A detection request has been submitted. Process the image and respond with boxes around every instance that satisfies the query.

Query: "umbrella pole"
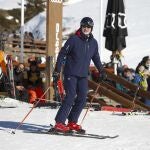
[113,57,118,75]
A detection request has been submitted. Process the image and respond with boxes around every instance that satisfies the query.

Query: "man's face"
[81,26,92,35]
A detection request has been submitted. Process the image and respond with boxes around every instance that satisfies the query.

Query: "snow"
[63,0,84,6]
[1,98,150,150]
[0,0,150,68]
[24,12,46,41]
[1,1,150,148]
[22,0,150,69]
[63,0,150,68]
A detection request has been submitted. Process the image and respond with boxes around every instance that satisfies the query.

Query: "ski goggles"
[81,22,94,28]
[81,25,93,28]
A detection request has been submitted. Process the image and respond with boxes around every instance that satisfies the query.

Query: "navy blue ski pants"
[55,75,88,124]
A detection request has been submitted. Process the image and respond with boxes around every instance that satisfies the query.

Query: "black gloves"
[99,70,107,82]
[52,71,60,82]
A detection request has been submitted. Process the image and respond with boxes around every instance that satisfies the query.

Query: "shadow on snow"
[0,121,49,133]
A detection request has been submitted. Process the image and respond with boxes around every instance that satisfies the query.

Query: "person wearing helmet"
[52,17,106,133]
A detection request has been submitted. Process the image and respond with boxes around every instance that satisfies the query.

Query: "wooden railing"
[5,38,46,55]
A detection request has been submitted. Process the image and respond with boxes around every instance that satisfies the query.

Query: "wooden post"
[46,0,63,99]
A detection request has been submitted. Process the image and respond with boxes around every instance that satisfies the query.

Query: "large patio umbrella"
[103,0,128,53]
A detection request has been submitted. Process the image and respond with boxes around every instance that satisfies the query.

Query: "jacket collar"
[75,28,93,41]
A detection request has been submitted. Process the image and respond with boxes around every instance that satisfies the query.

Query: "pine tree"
[25,0,45,22]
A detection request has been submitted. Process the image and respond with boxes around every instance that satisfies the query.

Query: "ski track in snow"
[1,0,150,149]
[1,99,150,150]
[1,0,150,69]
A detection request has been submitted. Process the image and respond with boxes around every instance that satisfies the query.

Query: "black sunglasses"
[81,25,92,28]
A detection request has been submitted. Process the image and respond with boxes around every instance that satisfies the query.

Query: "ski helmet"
[80,17,94,28]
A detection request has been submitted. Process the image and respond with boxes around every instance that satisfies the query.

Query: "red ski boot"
[54,123,70,133]
[67,122,85,134]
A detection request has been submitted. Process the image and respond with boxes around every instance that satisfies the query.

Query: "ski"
[25,128,119,140]
[6,55,16,99]
[121,111,150,116]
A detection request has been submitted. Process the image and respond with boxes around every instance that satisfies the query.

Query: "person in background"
[13,63,28,101]
[134,65,149,91]
[34,30,41,40]
[139,56,150,90]
[24,61,45,104]
[135,57,150,105]
[116,68,135,95]
[28,32,34,42]
[0,50,8,92]
[12,30,19,48]
[52,17,106,133]
[136,56,150,91]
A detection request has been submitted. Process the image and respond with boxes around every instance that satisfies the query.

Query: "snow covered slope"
[0,0,150,68]
[0,98,150,150]
[23,0,150,69]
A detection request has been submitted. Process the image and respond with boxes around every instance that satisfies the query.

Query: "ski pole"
[131,85,140,110]
[11,86,50,134]
[80,84,100,125]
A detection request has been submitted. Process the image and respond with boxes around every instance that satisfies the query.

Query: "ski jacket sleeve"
[92,42,104,73]
[55,37,74,73]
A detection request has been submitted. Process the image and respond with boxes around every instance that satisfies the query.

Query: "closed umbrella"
[103,0,128,60]
[103,0,128,74]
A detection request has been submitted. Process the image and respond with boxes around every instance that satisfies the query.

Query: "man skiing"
[53,17,106,133]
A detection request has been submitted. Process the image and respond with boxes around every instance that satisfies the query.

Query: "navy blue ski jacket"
[56,29,104,77]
